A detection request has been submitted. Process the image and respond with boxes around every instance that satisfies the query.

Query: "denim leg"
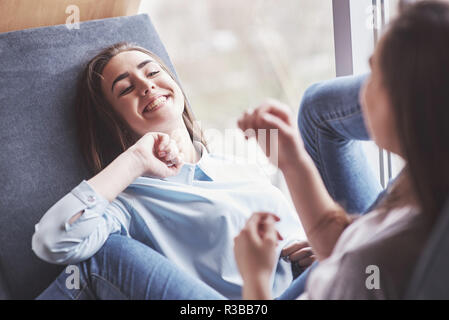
[298,74,383,214]
[36,234,226,300]
[275,261,319,300]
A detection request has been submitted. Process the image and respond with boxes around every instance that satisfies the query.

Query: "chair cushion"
[0,14,177,299]
[406,196,449,299]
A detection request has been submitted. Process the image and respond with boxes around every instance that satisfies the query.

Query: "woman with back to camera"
[235,0,449,299]
[32,43,314,299]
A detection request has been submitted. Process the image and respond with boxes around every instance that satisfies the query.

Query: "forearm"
[87,147,143,202]
[242,275,272,300]
[280,150,351,260]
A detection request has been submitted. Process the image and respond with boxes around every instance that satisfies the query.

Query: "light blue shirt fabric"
[32,141,305,299]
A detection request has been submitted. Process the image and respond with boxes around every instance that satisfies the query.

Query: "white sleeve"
[31,180,131,265]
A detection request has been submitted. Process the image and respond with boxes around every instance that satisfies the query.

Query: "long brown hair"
[376,0,449,219]
[75,42,207,175]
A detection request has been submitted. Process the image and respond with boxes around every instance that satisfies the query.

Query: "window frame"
[332,0,397,188]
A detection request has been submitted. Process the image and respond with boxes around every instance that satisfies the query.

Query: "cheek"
[114,99,137,121]
[362,81,396,149]
[166,80,185,114]
[361,80,376,135]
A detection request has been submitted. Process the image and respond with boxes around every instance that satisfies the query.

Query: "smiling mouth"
[143,95,168,113]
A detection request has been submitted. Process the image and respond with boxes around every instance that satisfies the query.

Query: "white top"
[32,141,306,299]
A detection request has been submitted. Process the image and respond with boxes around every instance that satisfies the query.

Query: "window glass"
[139,0,335,163]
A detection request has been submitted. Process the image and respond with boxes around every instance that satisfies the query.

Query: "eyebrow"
[111,59,153,93]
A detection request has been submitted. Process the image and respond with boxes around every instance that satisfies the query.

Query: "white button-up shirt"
[32,141,305,299]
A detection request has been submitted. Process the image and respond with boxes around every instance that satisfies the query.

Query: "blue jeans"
[37,74,385,300]
[37,233,226,300]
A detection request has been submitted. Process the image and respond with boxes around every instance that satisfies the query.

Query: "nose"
[138,77,156,97]
[141,83,155,97]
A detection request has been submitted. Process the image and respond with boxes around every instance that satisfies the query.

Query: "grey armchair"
[0,14,177,299]
[405,196,449,299]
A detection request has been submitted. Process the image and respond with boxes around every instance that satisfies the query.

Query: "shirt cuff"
[65,180,110,231]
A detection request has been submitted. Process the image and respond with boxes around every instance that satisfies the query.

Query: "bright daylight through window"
[139,0,335,186]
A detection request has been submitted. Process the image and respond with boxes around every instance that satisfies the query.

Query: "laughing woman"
[32,43,313,300]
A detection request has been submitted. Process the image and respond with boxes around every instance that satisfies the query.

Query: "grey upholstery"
[406,196,449,299]
[0,14,177,299]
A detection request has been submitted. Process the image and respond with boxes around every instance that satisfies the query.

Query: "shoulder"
[324,208,432,299]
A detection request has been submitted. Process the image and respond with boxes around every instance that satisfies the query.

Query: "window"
[139,0,403,194]
[139,0,335,181]
[333,0,404,189]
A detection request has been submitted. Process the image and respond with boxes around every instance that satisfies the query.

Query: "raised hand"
[237,99,306,170]
[130,132,184,178]
[234,212,283,284]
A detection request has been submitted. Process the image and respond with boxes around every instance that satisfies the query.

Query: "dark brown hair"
[376,0,449,219]
[75,42,207,175]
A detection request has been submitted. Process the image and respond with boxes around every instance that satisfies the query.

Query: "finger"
[256,214,281,241]
[159,139,176,154]
[172,153,184,166]
[163,151,176,162]
[257,100,292,125]
[245,212,274,242]
[239,110,257,139]
[281,240,309,257]
[261,218,279,247]
[257,214,278,238]
[161,161,183,176]
[258,213,284,240]
[258,112,292,133]
[289,247,314,262]
[163,140,180,160]
[277,231,284,241]
[250,212,280,227]
[297,255,316,268]
[155,133,170,151]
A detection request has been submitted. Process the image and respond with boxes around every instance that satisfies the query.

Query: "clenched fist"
[129,132,184,178]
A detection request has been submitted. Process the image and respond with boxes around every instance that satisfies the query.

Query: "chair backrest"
[406,196,449,299]
[0,14,177,299]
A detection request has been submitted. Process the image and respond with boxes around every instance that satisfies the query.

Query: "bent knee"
[298,80,333,133]
[298,74,368,131]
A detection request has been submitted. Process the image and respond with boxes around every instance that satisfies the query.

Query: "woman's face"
[101,50,185,137]
[360,40,402,156]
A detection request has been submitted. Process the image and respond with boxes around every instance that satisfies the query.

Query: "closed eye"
[119,71,161,97]
[147,71,160,77]
[120,86,133,96]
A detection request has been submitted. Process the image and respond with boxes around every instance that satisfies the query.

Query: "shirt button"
[87,195,96,203]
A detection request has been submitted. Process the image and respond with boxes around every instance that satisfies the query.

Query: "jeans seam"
[312,103,361,199]
[73,282,89,300]
[91,273,130,300]
[318,105,362,133]
[315,125,335,198]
